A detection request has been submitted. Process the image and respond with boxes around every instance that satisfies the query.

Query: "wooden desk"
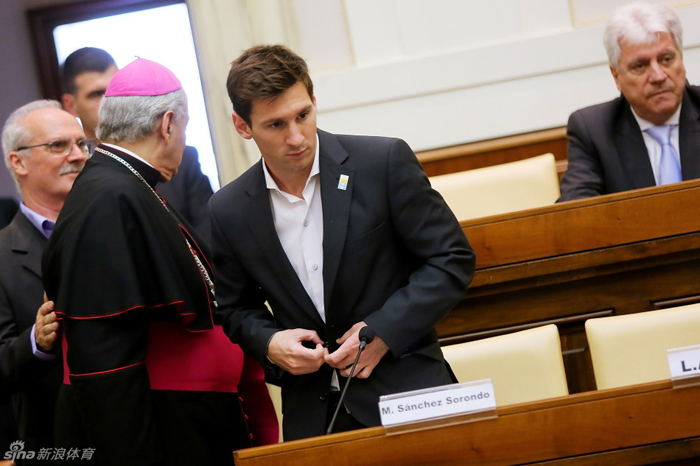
[235,381,700,466]
[439,180,700,393]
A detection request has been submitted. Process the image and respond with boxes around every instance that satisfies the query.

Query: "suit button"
[320,392,328,401]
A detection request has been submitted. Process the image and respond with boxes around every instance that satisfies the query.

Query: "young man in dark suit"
[209,44,476,440]
[559,2,700,202]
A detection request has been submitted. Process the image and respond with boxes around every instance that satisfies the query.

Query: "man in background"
[558,2,700,201]
[0,100,87,462]
[61,47,214,237]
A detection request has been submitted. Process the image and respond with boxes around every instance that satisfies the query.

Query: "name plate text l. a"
[667,344,700,384]
[379,379,496,427]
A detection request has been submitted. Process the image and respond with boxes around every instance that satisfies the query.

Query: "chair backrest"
[586,303,700,390]
[429,153,560,221]
[441,324,568,406]
[266,383,284,442]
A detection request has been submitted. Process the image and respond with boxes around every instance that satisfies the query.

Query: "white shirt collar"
[19,203,53,237]
[631,103,682,131]
[101,143,154,168]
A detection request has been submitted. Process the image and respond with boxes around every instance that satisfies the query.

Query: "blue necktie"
[42,219,55,238]
[646,125,682,185]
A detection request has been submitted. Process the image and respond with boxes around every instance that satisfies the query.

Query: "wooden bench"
[439,179,700,394]
[417,127,568,177]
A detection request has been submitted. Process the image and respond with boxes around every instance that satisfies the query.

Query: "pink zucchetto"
[104,58,182,97]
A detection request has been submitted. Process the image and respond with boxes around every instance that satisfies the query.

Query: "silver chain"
[95,147,218,307]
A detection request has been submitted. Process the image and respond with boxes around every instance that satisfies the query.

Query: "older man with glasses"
[0,100,89,462]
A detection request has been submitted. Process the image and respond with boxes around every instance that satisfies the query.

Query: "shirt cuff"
[30,324,59,361]
[265,331,278,365]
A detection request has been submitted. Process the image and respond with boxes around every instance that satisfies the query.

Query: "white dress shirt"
[262,135,325,321]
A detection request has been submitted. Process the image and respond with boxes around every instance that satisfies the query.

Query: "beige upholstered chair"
[586,303,700,390]
[441,324,569,406]
[429,153,560,222]
[266,383,284,442]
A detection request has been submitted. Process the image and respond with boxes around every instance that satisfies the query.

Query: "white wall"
[5,0,700,190]
[291,0,700,152]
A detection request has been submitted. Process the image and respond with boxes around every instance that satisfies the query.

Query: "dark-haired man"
[61,47,117,142]
[209,44,476,440]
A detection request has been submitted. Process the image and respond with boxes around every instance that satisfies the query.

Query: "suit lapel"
[242,162,324,327]
[11,212,46,280]
[318,130,354,313]
[679,87,700,180]
[615,101,656,189]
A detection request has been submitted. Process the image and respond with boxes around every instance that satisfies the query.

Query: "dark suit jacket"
[157,146,214,240]
[0,198,18,230]
[0,211,61,451]
[209,129,476,440]
[558,84,700,201]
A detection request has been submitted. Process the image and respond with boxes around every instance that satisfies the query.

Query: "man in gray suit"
[209,44,475,440]
[0,100,88,459]
[558,2,700,202]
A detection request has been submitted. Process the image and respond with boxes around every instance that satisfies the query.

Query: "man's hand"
[267,328,326,375]
[35,298,59,353]
[324,322,389,379]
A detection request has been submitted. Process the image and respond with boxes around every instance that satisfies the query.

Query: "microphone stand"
[326,327,375,435]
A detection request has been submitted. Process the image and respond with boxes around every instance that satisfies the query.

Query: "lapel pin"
[338,174,349,190]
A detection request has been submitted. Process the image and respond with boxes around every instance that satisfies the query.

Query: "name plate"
[667,344,700,380]
[379,379,496,427]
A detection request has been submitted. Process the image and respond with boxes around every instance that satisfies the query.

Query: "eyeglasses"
[16,139,97,156]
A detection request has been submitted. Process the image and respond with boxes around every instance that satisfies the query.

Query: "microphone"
[326,326,375,435]
[358,325,375,349]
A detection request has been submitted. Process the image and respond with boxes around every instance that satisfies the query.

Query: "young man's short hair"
[226,44,313,125]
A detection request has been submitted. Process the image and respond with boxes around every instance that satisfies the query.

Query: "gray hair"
[604,2,683,70]
[96,88,187,143]
[2,100,63,193]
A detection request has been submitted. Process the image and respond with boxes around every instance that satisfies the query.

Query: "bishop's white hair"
[97,88,187,143]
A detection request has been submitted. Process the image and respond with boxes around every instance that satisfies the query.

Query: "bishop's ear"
[160,111,176,139]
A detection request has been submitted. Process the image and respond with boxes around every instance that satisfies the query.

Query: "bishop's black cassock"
[42,145,256,466]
